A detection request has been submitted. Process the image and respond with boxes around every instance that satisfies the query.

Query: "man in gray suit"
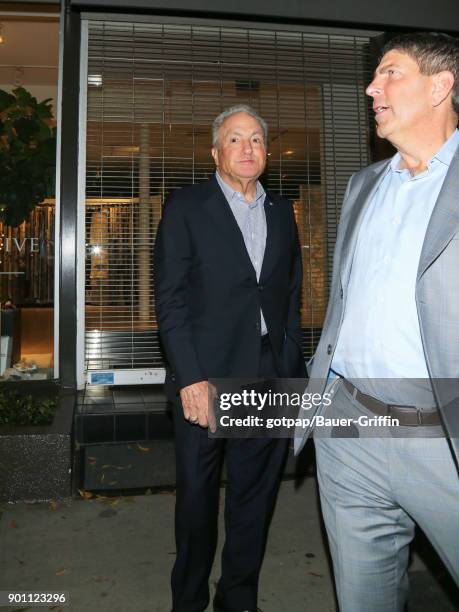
[295,32,459,611]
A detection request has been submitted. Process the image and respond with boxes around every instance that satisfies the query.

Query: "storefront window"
[0,13,59,380]
[82,20,372,380]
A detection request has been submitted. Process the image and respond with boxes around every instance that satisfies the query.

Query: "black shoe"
[214,608,262,612]
[213,598,262,612]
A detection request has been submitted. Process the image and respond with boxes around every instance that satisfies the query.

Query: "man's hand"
[180,381,217,431]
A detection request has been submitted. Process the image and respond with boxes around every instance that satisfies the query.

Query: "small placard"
[90,372,114,385]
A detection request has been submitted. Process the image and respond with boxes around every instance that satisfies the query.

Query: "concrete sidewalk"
[0,477,458,612]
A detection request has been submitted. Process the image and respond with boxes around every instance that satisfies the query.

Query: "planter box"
[0,383,74,501]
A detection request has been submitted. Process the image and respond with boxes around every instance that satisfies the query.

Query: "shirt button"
[392,216,401,225]
[383,255,390,263]
[327,344,332,355]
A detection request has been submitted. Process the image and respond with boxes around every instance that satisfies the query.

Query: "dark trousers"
[171,337,288,612]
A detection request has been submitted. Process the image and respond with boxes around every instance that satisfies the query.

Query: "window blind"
[84,18,374,377]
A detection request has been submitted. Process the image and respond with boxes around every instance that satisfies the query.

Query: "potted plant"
[0,86,56,226]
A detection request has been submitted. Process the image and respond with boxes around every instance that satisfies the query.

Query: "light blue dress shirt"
[215,171,268,335]
[331,129,459,405]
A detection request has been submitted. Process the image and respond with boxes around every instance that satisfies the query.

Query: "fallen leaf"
[121,496,135,503]
[137,443,150,452]
[49,501,58,511]
[100,463,132,471]
[110,497,120,506]
[56,567,69,576]
[78,489,93,500]
[10,519,18,528]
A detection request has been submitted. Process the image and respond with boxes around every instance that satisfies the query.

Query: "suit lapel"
[201,176,257,279]
[340,160,391,286]
[417,147,459,280]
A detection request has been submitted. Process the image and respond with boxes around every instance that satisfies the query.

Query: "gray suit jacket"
[294,143,459,467]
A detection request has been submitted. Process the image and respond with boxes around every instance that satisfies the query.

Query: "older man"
[155,105,306,612]
[295,32,459,611]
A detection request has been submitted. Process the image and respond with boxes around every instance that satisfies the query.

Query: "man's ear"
[432,70,455,107]
[211,147,219,167]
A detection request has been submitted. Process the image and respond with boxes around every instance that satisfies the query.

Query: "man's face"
[366,49,435,145]
[211,112,267,186]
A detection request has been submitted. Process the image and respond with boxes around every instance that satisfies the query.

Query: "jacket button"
[258,285,264,291]
[327,344,332,355]
[255,321,261,331]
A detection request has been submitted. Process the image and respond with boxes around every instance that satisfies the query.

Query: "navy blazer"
[154,175,307,399]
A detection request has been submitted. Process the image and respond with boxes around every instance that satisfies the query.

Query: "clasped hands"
[179,380,217,433]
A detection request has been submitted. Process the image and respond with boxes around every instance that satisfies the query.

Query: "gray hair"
[212,104,268,147]
[381,32,459,115]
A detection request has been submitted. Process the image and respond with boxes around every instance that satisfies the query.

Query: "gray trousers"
[314,379,459,612]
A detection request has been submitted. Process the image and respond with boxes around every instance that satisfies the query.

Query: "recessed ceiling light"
[284,150,294,155]
[0,24,5,46]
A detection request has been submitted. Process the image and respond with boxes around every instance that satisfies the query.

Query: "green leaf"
[0,90,15,112]
[14,117,38,142]
[13,86,36,107]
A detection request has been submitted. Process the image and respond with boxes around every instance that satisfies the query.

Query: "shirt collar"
[215,171,265,206]
[389,128,459,174]
[433,128,459,166]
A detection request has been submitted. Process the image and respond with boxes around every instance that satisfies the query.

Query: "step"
[75,385,173,445]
